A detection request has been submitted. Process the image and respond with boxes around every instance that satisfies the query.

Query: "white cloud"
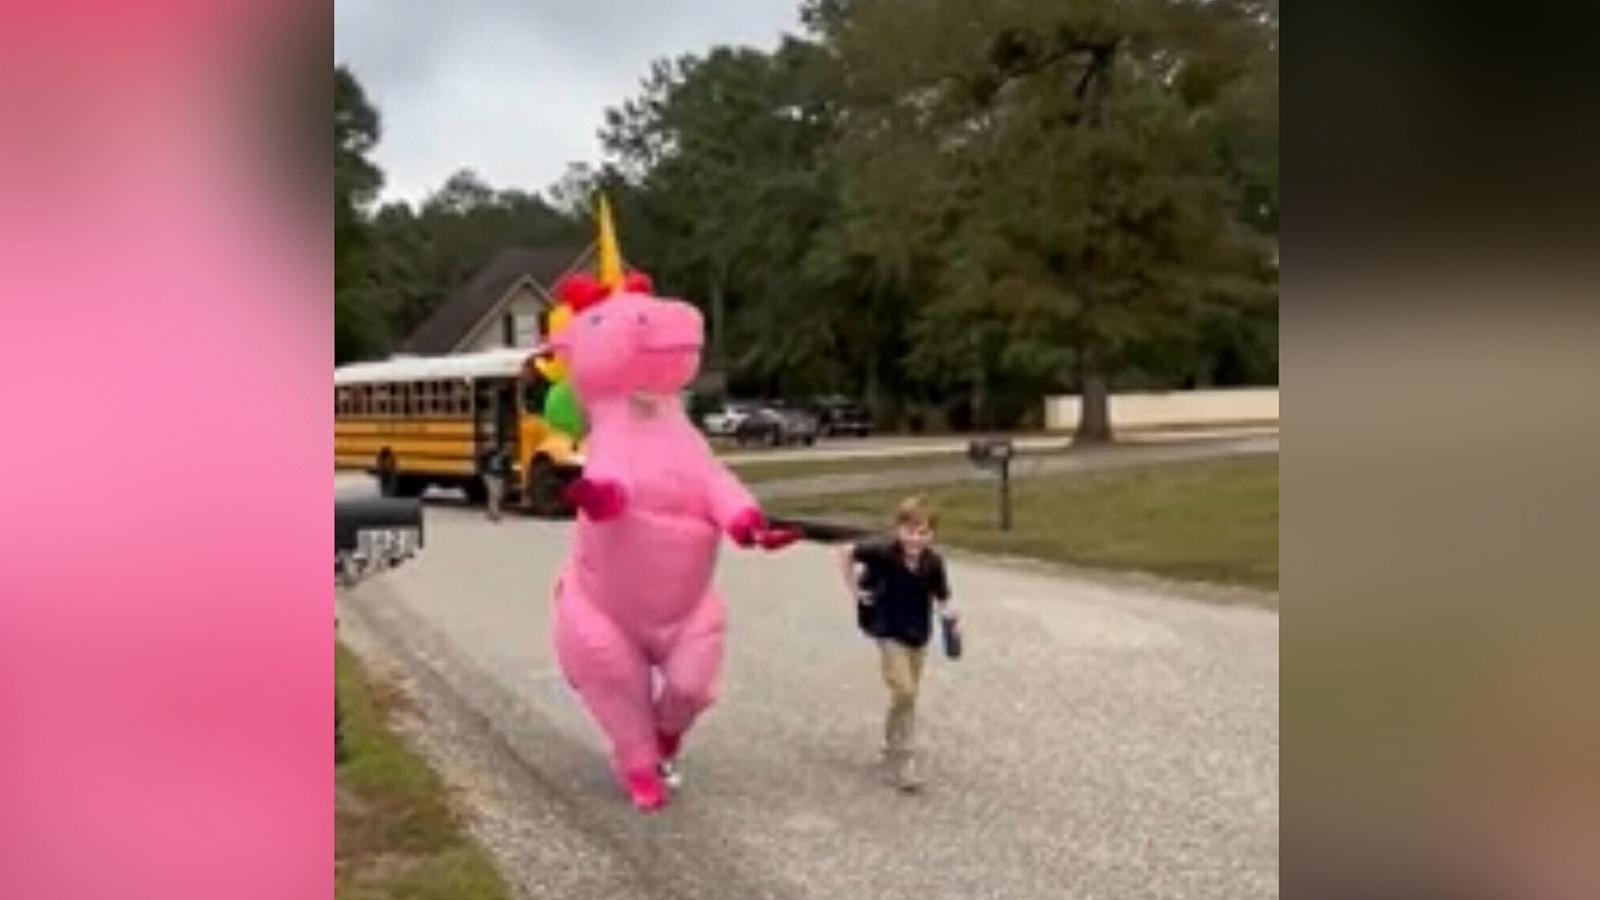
[335,0,804,203]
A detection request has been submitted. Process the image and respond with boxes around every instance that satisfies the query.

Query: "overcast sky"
[335,0,804,204]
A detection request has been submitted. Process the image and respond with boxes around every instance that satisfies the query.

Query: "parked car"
[775,406,820,445]
[733,405,818,447]
[811,395,873,437]
[701,400,757,436]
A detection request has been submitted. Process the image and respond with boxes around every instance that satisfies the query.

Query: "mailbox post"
[335,496,424,762]
[966,438,1015,531]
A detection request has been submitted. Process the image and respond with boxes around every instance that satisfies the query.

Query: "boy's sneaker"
[884,751,924,792]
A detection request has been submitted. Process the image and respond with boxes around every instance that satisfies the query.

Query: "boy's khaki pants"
[879,639,926,760]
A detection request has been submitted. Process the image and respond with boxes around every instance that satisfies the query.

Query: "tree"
[598,39,853,396]
[819,0,1276,440]
[335,65,388,363]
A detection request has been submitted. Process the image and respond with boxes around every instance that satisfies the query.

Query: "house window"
[502,313,516,347]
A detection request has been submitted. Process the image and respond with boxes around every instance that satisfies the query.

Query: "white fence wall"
[1043,388,1279,431]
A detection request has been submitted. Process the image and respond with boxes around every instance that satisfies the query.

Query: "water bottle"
[940,614,962,659]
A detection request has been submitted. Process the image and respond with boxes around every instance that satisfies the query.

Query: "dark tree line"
[336,0,1277,439]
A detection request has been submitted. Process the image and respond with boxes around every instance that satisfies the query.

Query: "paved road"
[719,424,1277,466]
[337,496,1278,900]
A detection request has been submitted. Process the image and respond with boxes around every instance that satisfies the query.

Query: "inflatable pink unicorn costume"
[547,272,797,812]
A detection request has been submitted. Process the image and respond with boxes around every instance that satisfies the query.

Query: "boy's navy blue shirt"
[852,538,950,648]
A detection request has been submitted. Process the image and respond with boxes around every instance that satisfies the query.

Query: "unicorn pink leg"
[653,592,726,761]
[554,580,666,811]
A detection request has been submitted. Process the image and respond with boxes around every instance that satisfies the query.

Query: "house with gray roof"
[401,246,589,354]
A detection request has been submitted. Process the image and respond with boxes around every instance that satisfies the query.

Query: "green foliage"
[333,63,587,364]
[335,65,385,363]
[334,2,1278,428]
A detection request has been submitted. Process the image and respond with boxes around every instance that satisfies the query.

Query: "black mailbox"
[965,438,1015,530]
[967,438,1015,468]
[335,496,425,762]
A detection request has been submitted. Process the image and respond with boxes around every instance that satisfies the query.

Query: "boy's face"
[896,522,934,555]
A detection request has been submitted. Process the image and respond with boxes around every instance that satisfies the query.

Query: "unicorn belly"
[570,509,720,626]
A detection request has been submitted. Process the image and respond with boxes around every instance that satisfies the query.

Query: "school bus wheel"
[525,455,566,518]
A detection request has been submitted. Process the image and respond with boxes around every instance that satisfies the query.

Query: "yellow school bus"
[334,348,582,515]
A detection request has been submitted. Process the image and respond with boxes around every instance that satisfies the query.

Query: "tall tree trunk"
[1071,45,1116,445]
[1074,343,1113,444]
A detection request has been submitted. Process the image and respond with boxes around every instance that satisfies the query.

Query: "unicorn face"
[549,275,704,401]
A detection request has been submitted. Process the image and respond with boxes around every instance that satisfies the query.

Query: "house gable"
[401,246,587,355]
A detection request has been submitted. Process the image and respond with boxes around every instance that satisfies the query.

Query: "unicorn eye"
[587,312,605,326]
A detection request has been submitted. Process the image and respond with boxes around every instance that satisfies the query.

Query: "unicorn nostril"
[635,313,648,326]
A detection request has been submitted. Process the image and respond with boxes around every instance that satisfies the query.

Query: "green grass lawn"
[728,451,968,484]
[772,455,1278,591]
[336,644,511,900]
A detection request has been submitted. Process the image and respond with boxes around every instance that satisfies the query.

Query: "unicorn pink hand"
[564,477,627,521]
[756,526,800,551]
[726,507,765,547]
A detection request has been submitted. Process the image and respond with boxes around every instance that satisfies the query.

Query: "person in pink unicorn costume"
[546,270,799,812]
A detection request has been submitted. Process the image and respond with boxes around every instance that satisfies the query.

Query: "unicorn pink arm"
[702,458,796,548]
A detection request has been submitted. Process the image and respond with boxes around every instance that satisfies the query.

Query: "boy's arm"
[837,543,866,602]
[933,556,956,619]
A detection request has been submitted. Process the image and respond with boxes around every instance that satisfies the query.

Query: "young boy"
[837,497,958,791]
[479,444,509,523]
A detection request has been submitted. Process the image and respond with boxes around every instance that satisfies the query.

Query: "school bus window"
[454,381,470,415]
[357,385,372,416]
[377,384,392,417]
